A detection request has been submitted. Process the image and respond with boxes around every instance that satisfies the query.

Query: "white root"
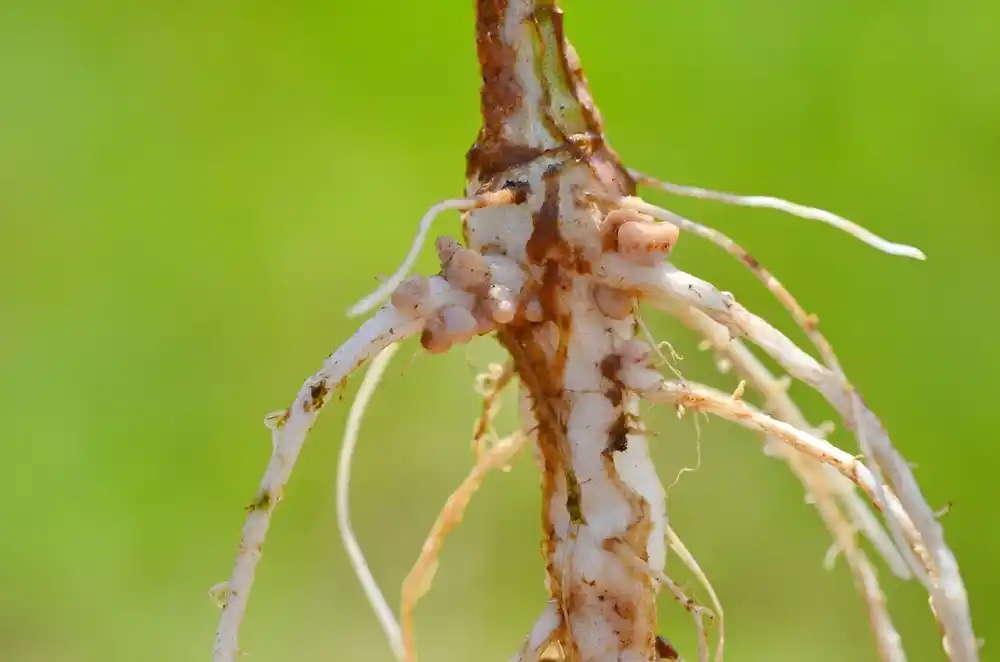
[605,262,901,492]
[649,379,923,662]
[626,184,925,612]
[666,302,905,662]
[616,192,899,580]
[640,380,894,508]
[348,190,527,318]
[619,192,915,579]
[644,382,915,661]
[666,526,725,662]
[401,430,529,662]
[336,344,405,661]
[627,171,926,260]
[212,307,420,662]
[348,199,479,318]
[626,191,923,659]
[599,253,976,661]
[213,276,476,662]
[619,194,896,382]
[609,539,714,662]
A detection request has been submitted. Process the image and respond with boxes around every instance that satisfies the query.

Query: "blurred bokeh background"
[2,0,998,660]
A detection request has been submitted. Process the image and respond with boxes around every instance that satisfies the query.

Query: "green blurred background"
[2,0,997,660]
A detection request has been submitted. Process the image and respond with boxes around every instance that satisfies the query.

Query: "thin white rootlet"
[628,171,927,261]
[336,344,405,661]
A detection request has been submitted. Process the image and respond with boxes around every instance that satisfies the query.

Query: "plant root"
[401,430,529,662]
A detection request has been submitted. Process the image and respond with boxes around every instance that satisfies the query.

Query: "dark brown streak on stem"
[496,325,575,656]
[469,0,537,181]
[468,0,635,195]
[522,165,585,527]
[474,0,521,141]
[526,167,563,264]
[599,353,655,590]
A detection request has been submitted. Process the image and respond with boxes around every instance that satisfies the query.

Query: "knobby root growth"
[348,187,527,319]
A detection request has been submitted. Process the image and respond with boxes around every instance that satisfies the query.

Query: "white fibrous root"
[666,525,725,662]
[597,253,976,662]
[633,187,913,656]
[336,344,405,661]
[212,225,525,662]
[627,171,926,260]
[668,302,904,662]
[212,302,426,662]
[636,379,902,518]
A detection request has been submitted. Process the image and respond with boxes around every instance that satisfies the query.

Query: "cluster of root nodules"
[211,175,976,662]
